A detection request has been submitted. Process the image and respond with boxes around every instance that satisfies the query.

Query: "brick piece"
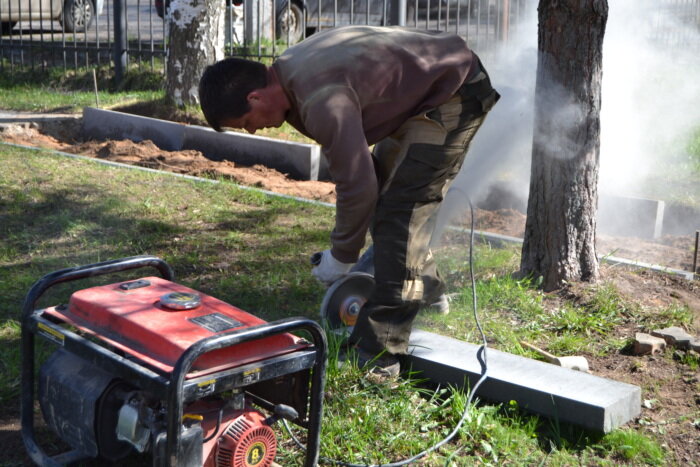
[651,326,693,349]
[634,333,667,355]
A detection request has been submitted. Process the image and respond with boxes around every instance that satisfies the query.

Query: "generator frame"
[20,255,327,467]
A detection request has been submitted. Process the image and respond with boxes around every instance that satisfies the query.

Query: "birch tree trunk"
[165,0,225,107]
[519,0,608,291]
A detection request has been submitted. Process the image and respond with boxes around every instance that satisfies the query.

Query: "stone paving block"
[598,194,665,239]
[634,332,667,355]
[182,124,326,181]
[444,226,695,280]
[406,329,641,433]
[82,107,185,151]
[81,107,330,181]
[651,326,693,349]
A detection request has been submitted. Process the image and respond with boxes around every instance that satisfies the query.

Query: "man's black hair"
[198,58,268,132]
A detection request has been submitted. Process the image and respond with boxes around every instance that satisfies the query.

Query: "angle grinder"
[311,246,376,329]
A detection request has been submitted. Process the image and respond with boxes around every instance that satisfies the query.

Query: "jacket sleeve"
[300,86,378,263]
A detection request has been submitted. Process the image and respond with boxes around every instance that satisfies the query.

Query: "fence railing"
[1,0,699,82]
[0,0,535,79]
[0,0,167,74]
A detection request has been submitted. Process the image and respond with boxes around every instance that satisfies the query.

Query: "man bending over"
[198,25,499,379]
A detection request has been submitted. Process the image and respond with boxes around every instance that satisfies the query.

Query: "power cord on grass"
[284,193,490,466]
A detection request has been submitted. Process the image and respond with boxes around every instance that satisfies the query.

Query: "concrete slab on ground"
[445,226,695,280]
[0,110,81,141]
[82,107,185,151]
[181,124,324,181]
[595,194,664,239]
[406,329,641,433]
[81,107,328,181]
[0,110,78,123]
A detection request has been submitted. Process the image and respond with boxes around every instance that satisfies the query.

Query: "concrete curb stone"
[81,107,328,181]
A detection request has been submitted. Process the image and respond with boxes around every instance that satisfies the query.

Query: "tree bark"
[165,0,225,107]
[519,0,608,291]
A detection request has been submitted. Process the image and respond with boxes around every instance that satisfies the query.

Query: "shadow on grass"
[535,415,605,455]
[1,178,326,317]
[1,182,181,313]
[0,163,330,465]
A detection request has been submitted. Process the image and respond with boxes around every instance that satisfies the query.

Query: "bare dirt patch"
[590,347,700,465]
[2,126,337,204]
[2,119,700,464]
[457,208,698,272]
[4,124,697,272]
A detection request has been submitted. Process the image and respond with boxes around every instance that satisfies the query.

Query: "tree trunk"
[165,0,225,107]
[519,0,608,291]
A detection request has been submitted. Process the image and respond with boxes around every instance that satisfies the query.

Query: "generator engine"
[38,349,279,466]
[22,256,326,467]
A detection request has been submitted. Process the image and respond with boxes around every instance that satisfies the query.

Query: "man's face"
[221,90,286,134]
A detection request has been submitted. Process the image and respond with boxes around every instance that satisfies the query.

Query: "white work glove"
[311,250,354,286]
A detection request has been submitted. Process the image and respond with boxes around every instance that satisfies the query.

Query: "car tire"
[405,4,416,25]
[155,0,169,19]
[1,21,17,35]
[276,2,304,44]
[60,0,95,33]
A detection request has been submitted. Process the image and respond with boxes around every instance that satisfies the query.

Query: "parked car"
[267,0,475,41]
[304,0,498,36]
[153,0,496,45]
[276,0,304,42]
[155,0,305,43]
[0,0,104,34]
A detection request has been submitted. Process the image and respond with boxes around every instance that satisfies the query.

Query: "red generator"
[21,256,326,467]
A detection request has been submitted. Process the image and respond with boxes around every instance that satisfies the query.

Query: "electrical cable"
[201,408,224,443]
[284,194,490,466]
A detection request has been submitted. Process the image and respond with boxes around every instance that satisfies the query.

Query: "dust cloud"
[600,1,700,194]
[434,0,700,245]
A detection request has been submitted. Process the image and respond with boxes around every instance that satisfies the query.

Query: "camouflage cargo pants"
[349,59,499,355]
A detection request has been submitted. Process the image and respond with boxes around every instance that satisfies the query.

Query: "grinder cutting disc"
[319,272,375,329]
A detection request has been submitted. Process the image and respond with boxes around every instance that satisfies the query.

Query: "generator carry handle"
[21,255,174,320]
[21,255,174,467]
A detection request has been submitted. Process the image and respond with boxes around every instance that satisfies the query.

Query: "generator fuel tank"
[43,276,307,377]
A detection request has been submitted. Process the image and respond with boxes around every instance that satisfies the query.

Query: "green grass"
[0,64,314,143]
[595,429,666,465]
[2,143,683,465]
[0,65,164,113]
[638,124,700,206]
[417,238,698,359]
[0,145,331,406]
[3,45,699,466]
[688,126,700,173]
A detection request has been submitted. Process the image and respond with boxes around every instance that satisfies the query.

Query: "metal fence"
[1,0,699,81]
[0,0,166,74]
[0,0,534,79]
[647,0,700,48]
[232,0,534,59]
